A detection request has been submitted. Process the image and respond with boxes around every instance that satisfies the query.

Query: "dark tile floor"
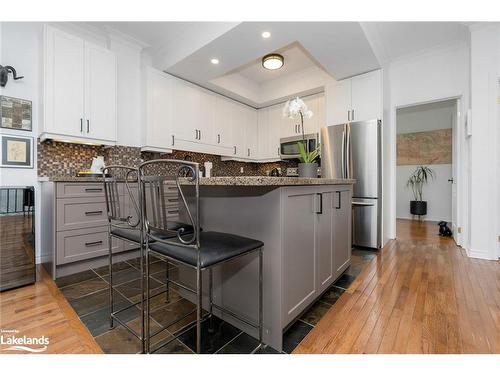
[57,248,376,354]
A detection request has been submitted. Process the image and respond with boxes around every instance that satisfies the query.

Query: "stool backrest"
[138,159,200,249]
[102,165,140,228]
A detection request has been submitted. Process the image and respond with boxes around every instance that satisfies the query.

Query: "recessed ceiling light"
[262,53,284,70]
[210,58,219,65]
[261,31,271,39]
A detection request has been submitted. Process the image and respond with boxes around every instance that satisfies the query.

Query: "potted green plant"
[406,166,435,216]
[283,97,320,178]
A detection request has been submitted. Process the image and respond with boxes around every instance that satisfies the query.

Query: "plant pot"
[298,163,318,178]
[410,201,427,216]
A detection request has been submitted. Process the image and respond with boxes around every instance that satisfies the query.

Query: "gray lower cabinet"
[283,187,318,326]
[282,185,352,326]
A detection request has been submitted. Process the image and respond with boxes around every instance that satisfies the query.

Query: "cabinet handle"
[85,240,103,247]
[199,129,202,140]
[335,191,341,209]
[87,119,90,133]
[80,118,83,132]
[195,130,198,140]
[316,193,323,214]
[171,135,175,146]
[234,146,237,155]
[352,109,354,121]
[247,148,250,157]
[347,110,350,121]
[217,134,221,144]
[85,210,103,216]
[84,188,103,192]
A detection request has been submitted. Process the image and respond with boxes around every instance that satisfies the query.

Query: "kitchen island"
[177,176,354,351]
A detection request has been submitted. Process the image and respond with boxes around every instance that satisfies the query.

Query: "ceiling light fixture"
[262,53,284,70]
[210,58,219,65]
[261,31,271,39]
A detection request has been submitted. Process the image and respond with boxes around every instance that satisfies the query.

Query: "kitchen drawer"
[57,198,109,231]
[56,227,123,265]
[56,182,123,198]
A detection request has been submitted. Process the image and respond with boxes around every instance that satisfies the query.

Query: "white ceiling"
[96,21,470,107]
[228,42,318,84]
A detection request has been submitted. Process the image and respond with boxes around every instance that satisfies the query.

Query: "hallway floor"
[294,219,500,353]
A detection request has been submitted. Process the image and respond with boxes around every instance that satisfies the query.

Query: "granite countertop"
[41,175,355,186]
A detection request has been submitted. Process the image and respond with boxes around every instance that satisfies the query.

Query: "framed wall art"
[0,134,34,169]
[0,95,32,131]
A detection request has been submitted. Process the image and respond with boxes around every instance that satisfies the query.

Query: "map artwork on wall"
[397,128,452,166]
[0,95,32,131]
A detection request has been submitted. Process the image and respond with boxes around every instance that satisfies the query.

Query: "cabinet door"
[172,79,200,142]
[351,70,382,122]
[244,107,258,158]
[85,42,117,142]
[333,188,352,276]
[44,26,85,137]
[268,104,288,141]
[146,69,173,149]
[257,108,269,159]
[214,96,234,149]
[326,79,351,125]
[197,90,215,144]
[282,188,318,325]
[302,95,319,135]
[316,191,334,294]
[231,103,248,158]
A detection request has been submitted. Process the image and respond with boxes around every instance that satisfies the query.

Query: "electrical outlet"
[240,167,244,174]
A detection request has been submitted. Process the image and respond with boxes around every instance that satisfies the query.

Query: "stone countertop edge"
[41,176,355,186]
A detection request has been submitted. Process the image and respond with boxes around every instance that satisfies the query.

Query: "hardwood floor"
[0,265,102,354]
[294,219,500,354]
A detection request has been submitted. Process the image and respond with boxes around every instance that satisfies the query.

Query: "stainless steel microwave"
[279,133,319,160]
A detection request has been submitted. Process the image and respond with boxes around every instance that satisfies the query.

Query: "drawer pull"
[168,209,179,214]
[84,188,103,192]
[85,240,103,247]
[167,198,179,202]
[85,210,103,216]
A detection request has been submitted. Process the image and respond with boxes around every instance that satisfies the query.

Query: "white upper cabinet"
[42,26,117,144]
[326,79,351,125]
[350,70,382,123]
[143,67,173,152]
[84,43,117,142]
[325,70,382,125]
[244,107,258,158]
[44,26,85,138]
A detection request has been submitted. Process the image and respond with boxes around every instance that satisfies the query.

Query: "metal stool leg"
[108,232,114,329]
[145,246,151,353]
[196,266,202,353]
[139,240,145,353]
[165,260,170,303]
[208,268,214,333]
[258,248,263,345]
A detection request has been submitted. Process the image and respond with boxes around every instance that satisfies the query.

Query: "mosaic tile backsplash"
[37,140,296,178]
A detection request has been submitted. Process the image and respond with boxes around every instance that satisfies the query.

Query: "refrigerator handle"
[345,123,351,179]
[341,125,346,179]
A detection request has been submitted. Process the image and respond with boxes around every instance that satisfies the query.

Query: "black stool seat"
[148,231,263,268]
[111,221,194,244]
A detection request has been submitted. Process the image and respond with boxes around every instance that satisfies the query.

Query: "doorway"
[395,99,458,241]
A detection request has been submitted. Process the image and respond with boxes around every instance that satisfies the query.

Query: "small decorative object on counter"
[204,161,213,177]
[90,156,106,174]
[283,97,320,177]
[406,165,434,217]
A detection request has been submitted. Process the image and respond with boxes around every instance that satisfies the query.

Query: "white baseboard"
[467,248,496,260]
[396,216,451,223]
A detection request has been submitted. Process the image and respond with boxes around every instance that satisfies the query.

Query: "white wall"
[0,22,145,262]
[385,42,470,248]
[396,100,455,222]
[469,24,499,260]
[0,22,44,259]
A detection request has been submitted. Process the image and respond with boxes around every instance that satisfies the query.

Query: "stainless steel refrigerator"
[321,119,381,249]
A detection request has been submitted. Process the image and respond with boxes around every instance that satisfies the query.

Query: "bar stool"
[138,159,264,354]
[102,165,194,353]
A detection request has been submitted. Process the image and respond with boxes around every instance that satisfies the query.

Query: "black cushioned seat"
[148,231,263,268]
[111,221,194,244]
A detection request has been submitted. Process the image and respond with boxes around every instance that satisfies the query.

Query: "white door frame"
[391,96,467,247]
